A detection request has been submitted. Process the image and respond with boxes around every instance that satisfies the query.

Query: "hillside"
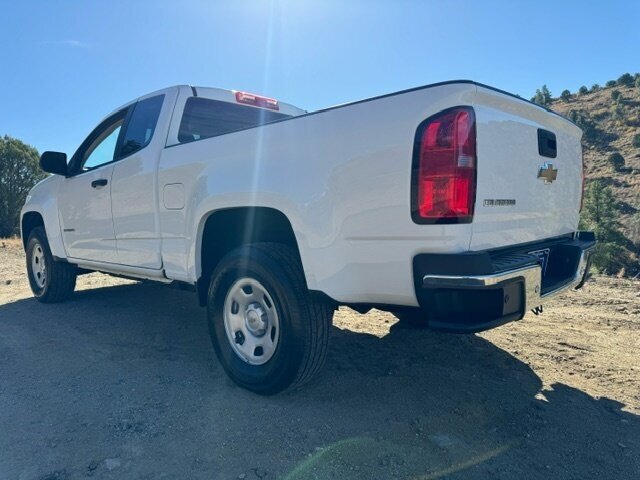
[545,78,640,274]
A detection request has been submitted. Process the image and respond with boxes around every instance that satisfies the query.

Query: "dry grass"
[0,237,23,250]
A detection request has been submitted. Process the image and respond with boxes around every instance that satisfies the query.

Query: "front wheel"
[207,243,333,395]
[26,227,77,303]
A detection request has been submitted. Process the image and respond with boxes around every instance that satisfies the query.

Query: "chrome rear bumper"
[422,247,592,312]
[412,232,596,332]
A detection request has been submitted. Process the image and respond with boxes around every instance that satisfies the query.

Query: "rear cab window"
[178,97,291,144]
[120,94,164,157]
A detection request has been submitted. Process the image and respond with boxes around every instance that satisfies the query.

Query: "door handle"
[91,179,108,188]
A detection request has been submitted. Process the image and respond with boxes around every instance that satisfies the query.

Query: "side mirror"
[40,151,68,176]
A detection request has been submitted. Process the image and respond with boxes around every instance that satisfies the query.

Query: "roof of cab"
[109,85,306,118]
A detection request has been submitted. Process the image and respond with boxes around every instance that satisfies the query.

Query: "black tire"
[26,227,77,303]
[391,309,429,328]
[207,243,333,395]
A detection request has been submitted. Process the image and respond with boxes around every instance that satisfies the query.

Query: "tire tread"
[27,227,76,303]
[250,243,332,390]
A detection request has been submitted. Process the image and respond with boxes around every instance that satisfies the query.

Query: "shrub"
[630,212,640,248]
[567,109,598,143]
[579,180,625,273]
[633,133,640,148]
[567,109,583,126]
[578,85,589,95]
[0,135,45,236]
[560,89,572,102]
[605,80,617,88]
[636,75,640,89]
[611,103,625,121]
[591,83,601,92]
[617,73,634,87]
[531,85,552,106]
[611,89,621,102]
[629,215,640,249]
[608,152,625,171]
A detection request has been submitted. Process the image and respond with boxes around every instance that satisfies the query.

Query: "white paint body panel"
[22,82,583,308]
[58,165,118,263]
[470,87,583,250]
[20,175,66,258]
[110,87,180,269]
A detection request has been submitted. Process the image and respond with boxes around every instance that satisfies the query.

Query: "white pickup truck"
[21,81,595,394]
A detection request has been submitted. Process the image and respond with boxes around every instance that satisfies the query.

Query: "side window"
[119,95,164,157]
[82,120,124,170]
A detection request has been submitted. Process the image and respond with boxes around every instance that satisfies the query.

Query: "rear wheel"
[207,243,333,395]
[26,227,77,303]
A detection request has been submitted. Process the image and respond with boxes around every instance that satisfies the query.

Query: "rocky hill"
[544,75,640,274]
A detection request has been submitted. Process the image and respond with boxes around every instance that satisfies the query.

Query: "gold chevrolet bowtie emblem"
[537,162,558,184]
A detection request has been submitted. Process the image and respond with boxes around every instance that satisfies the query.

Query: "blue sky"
[1,0,639,156]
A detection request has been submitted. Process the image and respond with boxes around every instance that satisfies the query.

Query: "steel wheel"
[31,242,47,289]
[208,243,333,394]
[223,277,280,365]
[25,227,77,303]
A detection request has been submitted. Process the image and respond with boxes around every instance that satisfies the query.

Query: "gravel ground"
[0,238,638,480]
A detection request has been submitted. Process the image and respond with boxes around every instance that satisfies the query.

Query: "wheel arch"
[21,211,45,249]
[195,206,306,306]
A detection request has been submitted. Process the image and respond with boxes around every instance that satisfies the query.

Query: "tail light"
[411,107,477,224]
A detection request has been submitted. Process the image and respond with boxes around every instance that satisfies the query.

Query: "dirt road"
[0,238,638,479]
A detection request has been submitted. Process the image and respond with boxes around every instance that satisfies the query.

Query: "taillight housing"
[411,107,477,224]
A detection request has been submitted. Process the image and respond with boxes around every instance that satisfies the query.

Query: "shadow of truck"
[0,282,637,479]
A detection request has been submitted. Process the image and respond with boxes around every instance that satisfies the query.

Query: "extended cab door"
[58,109,128,263]
[109,88,177,269]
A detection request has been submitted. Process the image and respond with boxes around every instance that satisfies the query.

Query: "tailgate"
[470,86,583,251]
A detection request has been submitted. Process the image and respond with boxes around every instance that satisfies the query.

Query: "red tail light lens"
[412,107,477,224]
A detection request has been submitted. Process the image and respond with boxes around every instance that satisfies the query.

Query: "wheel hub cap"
[245,302,268,337]
[31,242,47,289]
[223,278,280,365]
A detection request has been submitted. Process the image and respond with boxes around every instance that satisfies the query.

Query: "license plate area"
[528,248,550,276]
